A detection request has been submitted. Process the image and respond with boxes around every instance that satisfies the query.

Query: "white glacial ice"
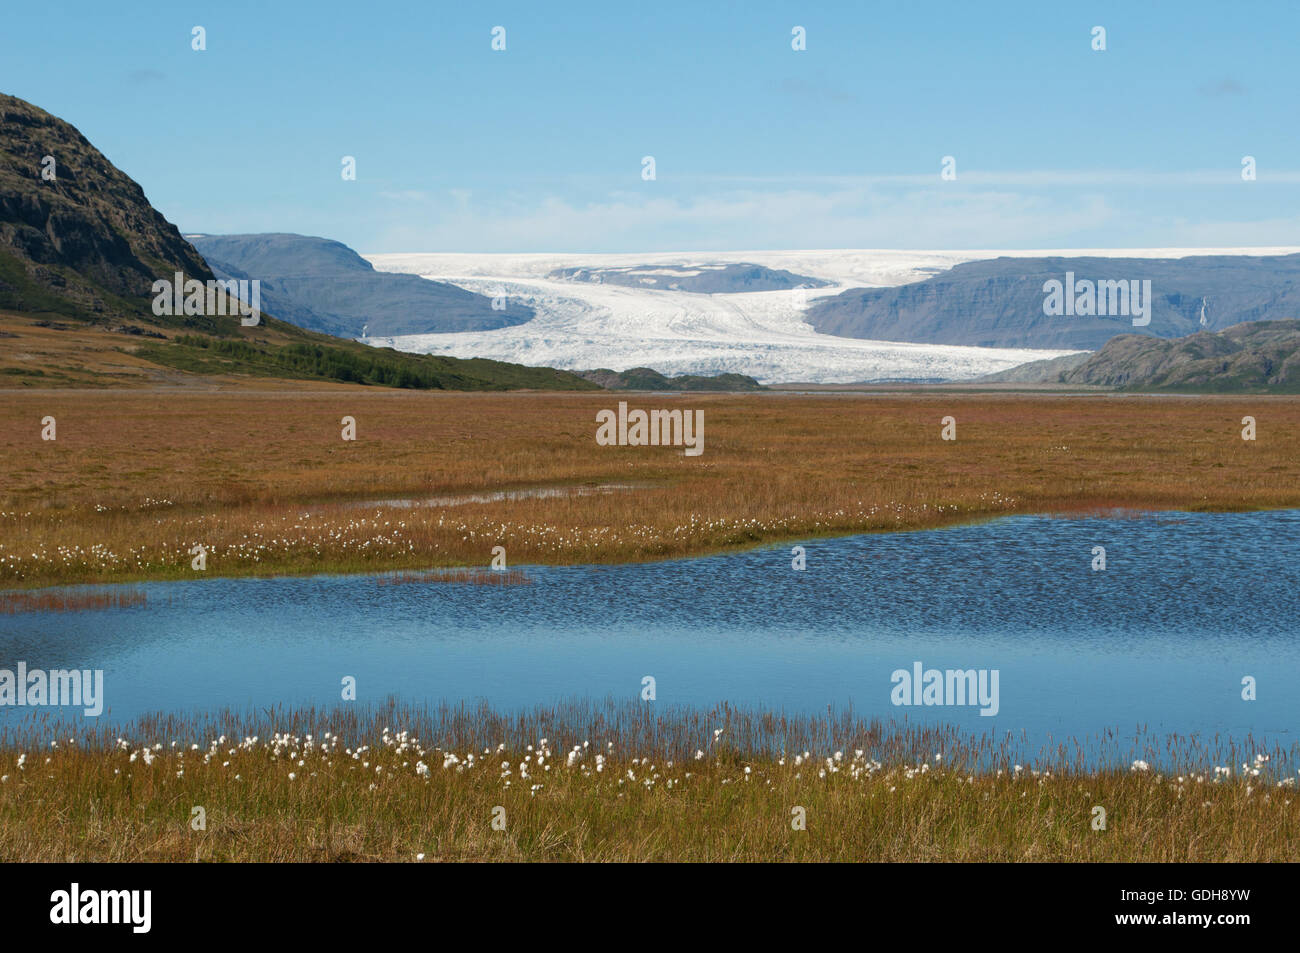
[361,248,1297,384]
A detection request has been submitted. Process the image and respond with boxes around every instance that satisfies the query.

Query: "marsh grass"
[3,391,1300,587]
[0,587,146,613]
[0,700,1296,862]
[374,569,531,586]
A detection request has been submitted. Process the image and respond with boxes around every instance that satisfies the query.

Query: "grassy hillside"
[135,333,601,391]
[0,92,596,391]
[0,306,600,391]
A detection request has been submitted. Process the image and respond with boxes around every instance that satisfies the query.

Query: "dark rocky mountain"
[0,92,214,323]
[984,320,1300,392]
[806,254,1300,350]
[190,233,534,337]
[1060,320,1300,392]
[551,262,831,293]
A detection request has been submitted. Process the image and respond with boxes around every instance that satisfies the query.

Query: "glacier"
[360,248,1298,384]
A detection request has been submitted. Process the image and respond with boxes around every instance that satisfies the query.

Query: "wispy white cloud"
[364,184,1125,252]
[683,169,1300,187]
[188,172,1300,253]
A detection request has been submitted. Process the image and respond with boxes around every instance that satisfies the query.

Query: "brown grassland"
[1,702,1295,862]
[0,387,1298,587]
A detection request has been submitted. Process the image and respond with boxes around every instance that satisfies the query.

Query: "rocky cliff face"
[1059,319,1300,392]
[807,255,1300,350]
[0,92,213,321]
[190,233,535,337]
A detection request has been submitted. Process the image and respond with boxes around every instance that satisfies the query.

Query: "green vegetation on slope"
[135,334,602,391]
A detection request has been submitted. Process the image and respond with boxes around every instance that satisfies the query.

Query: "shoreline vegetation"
[5,389,1298,862]
[3,391,1300,589]
[0,701,1295,862]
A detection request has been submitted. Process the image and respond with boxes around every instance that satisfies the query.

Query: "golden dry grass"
[2,389,1298,586]
[1,702,1294,862]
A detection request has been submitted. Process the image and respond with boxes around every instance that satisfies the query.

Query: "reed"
[0,700,1294,862]
[374,569,531,586]
[0,587,147,613]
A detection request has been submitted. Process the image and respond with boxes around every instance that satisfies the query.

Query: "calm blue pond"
[2,510,1297,759]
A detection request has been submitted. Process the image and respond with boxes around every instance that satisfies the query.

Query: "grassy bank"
[0,702,1294,862]
[3,390,1300,587]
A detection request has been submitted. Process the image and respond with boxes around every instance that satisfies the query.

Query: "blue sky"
[3,0,1297,252]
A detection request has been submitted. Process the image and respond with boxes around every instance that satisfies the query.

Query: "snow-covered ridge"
[361,248,1300,384]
